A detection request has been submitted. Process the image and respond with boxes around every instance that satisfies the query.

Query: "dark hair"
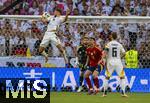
[82,36,89,40]
[55,8,62,14]
[111,32,118,39]
[74,8,79,11]
[90,37,95,41]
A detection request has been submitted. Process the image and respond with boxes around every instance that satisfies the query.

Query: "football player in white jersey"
[39,8,70,67]
[103,32,128,97]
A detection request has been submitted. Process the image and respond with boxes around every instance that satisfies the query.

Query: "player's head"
[88,37,95,47]
[54,8,62,16]
[81,36,88,46]
[111,32,118,40]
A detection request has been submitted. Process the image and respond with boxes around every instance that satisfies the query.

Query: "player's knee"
[84,73,88,78]
[39,47,44,53]
[92,73,98,78]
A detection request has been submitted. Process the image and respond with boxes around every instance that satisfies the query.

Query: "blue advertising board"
[0,67,149,92]
[0,67,80,91]
[99,69,150,92]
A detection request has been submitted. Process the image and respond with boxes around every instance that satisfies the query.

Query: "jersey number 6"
[112,47,117,57]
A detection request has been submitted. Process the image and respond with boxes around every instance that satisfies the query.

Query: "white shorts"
[105,59,125,77]
[40,32,61,48]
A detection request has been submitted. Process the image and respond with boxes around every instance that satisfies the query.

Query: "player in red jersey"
[84,37,104,95]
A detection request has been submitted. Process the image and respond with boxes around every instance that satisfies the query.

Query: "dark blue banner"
[0,67,80,91]
[0,67,149,92]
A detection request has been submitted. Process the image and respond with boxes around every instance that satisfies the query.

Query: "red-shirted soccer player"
[84,37,104,95]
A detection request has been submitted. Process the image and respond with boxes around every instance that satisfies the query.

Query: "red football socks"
[85,77,92,89]
[93,77,99,89]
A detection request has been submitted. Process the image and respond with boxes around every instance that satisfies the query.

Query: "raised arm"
[63,9,70,23]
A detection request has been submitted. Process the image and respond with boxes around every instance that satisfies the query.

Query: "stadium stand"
[0,0,150,68]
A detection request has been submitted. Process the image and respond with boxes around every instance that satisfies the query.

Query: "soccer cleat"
[121,90,128,97]
[102,90,107,97]
[93,90,99,95]
[121,94,128,97]
[102,94,107,97]
[77,86,83,92]
[87,89,94,95]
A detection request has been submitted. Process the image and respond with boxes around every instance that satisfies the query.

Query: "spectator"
[127,23,138,48]
[102,0,112,16]
[0,0,149,68]
[118,25,129,48]
[19,20,31,32]
[94,1,103,16]
[111,0,128,16]
[5,30,10,56]
[28,1,39,15]
[100,23,112,43]
[26,30,38,55]
[9,30,17,55]
[146,0,150,16]
[0,0,7,7]
[0,28,5,56]
[72,30,81,57]
[14,32,27,56]
[73,8,79,15]
[135,3,143,16]
[0,0,148,16]
[33,33,42,56]
[139,42,149,68]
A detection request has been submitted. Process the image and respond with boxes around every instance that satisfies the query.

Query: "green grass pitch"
[50,92,150,103]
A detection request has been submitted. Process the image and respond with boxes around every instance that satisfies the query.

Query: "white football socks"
[103,78,109,92]
[120,78,126,94]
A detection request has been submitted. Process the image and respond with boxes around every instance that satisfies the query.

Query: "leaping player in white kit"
[103,32,128,97]
[39,8,70,67]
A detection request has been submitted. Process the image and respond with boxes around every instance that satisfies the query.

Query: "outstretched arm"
[63,9,70,23]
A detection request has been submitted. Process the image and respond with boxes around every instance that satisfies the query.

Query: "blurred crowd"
[0,0,150,16]
[0,0,150,68]
[0,18,150,68]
